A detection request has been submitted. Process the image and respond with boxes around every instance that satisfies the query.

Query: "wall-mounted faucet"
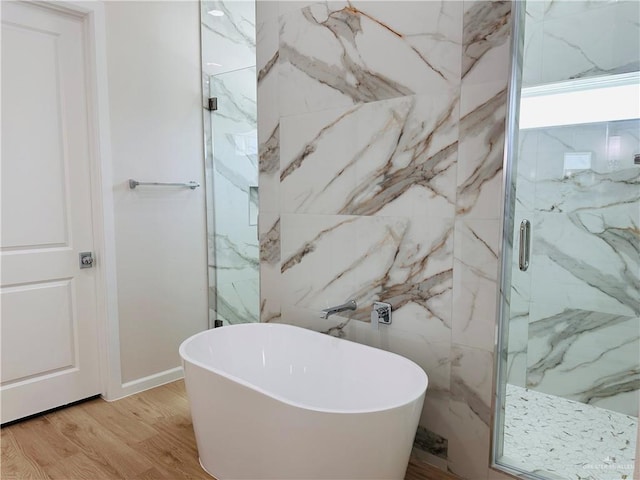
[320,299,357,319]
[371,302,392,330]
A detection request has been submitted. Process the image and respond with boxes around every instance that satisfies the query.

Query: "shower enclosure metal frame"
[491,1,639,478]
[490,1,529,477]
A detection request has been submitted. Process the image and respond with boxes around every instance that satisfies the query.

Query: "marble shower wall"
[511,120,640,416]
[257,2,511,478]
[522,0,640,86]
[504,0,640,417]
[202,0,259,324]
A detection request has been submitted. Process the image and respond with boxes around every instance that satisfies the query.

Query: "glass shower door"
[200,0,258,326]
[208,67,259,325]
[495,1,640,478]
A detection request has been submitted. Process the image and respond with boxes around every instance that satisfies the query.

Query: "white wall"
[105,1,208,385]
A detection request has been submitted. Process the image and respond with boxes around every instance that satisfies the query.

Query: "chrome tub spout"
[320,300,357,319]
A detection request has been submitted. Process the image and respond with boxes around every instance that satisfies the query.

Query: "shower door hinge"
[207,97,218,111]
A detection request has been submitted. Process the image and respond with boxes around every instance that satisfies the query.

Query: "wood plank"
[45,406,155,478]
[9,416,79,468]
[111,386,184,425]
[0,428,51,480]
[162,379,187,396]
[44,452,122,480]
[405,458,461,480]
[133,466,174,480]
[134,428,210,480]
[80,396,158,445]
[2,380,458,480]
[151,415,199,455]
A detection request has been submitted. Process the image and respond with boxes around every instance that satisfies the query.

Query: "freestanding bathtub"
[179,323,428,480]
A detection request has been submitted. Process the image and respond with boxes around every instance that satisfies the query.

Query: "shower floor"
[501,384,637,480]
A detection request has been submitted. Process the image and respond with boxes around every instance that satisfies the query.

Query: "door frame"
[29,0,123,401]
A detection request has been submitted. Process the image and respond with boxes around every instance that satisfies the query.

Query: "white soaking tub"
[179,323,428,480]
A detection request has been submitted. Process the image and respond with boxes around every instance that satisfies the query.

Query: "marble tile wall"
[257,2,511,478]
[522,0,640,86]
[504,0,640,417]
[509,120,640,416]
[202,0,259,324]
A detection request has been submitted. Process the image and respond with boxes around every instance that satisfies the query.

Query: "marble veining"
[202,0,255,50]
[279,105,362,184]
[213,233,259,271]
[530,165,640,318]
[450,348,492,426]
[452,219,501,352]
[461,1,511,78]
[280,214,453,328]
[448,344,494,480]
[257,16,281,215]
[280,26,413,103]
[280,94,459,217]
[278,1,462,116]
[505,311,528,388]
[210,66,259,305]
[535,234,639,316]
[280,216,359,275]
[214,153,256,194]
[526,307,640,416]
[215,277,259,324]
[257,49,278,84]
[260,301,281,324]
[456,88,507,216]
[522,0,640,85]
[210,74,257,126]
[204,0,259,327]
[259,217,280,266]
[535,168,640,214]
[257,2,512,479]
[339,101,458,217]
[509,118,640,417]
[258,123,279,175]
[201,0,256,77]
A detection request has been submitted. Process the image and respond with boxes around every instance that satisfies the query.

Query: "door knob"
[79,252,94,269]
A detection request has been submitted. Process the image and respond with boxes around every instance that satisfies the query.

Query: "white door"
[1,1,102,423]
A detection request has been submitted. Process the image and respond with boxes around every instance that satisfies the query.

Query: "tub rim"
[179,323,428,415]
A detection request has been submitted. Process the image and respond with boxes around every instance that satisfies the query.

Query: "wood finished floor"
[1,380,458,480]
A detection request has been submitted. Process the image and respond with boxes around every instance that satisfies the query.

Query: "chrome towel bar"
[128,179,200,190]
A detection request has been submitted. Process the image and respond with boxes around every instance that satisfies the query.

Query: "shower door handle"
[518,220,531,271]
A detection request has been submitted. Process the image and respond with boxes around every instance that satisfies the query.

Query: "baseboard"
[103,366,184,401]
